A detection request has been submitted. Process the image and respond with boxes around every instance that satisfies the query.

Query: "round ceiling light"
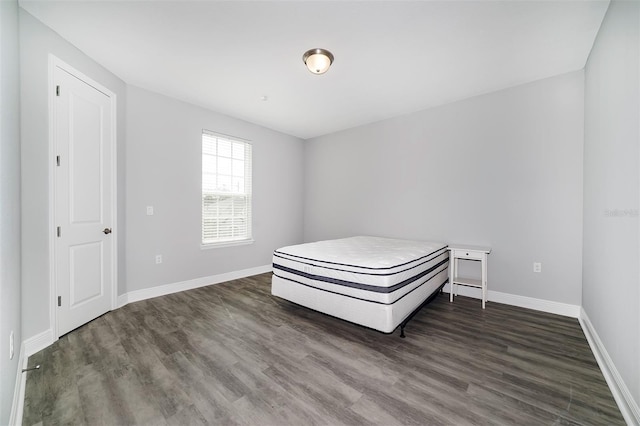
[303,48,334,75]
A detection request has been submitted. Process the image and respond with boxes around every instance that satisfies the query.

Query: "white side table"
[448,245,491,309]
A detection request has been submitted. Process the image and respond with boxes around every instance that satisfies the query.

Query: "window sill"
[200,238,255,250]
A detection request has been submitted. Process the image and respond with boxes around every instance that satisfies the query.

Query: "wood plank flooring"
[23,273,624,425]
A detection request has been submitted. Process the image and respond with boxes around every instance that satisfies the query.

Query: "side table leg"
[482,254,487,309]
[454,258,459,296]
[449,253,454,303]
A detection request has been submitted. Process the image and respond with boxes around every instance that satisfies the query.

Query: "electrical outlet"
[146,206,154,216]
[533,262,542,273]
[9,331,14,360]
[155,255,162,264]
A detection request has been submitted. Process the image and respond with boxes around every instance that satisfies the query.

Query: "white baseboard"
[8,342,27,426]
[118,264,272,307]
[443,284,581,318]
[9,329,56,425]
[579,308,640,425]
[24,328,55,357]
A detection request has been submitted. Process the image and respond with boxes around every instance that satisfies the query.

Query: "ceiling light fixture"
[303,48,334,75]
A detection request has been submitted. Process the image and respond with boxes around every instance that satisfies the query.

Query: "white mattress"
[272,236,448,304]
[271,236,449,333]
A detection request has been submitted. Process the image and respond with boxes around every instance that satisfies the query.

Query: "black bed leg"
[396,283,445,339]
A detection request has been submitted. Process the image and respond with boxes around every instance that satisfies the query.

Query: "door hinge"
[58,296,61,307]
[56,226,61,237]
[56,155,60,167]
[56,85,60,96]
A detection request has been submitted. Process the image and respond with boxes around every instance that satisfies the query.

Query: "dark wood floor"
[23,273,623,425]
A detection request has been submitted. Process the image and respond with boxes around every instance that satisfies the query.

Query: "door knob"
[103,228,112,235]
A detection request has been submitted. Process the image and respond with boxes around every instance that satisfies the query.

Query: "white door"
[54,64,115,336]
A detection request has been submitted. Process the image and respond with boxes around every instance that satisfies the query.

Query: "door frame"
[48,55,118,338]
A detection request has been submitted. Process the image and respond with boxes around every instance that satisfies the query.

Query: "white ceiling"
[20,0,609,139]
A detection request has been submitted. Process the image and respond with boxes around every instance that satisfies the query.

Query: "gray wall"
[583,0,640,408]
[19,10,127,340]
[0,0,22,423]
[304,71,585,305]
[126,86,304,292]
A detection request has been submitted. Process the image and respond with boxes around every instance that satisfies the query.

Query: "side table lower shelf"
[450,276,486,307]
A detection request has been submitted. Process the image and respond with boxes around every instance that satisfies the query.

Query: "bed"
[271,236,449,336]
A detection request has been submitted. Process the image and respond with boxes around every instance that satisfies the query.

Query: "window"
[202,131,252,246]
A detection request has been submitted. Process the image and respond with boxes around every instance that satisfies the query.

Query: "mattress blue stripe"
[273,257,449,294]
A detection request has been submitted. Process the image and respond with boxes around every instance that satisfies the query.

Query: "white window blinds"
[202,131,252,246]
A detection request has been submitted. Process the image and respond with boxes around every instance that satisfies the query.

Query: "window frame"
[200,130,253,249]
